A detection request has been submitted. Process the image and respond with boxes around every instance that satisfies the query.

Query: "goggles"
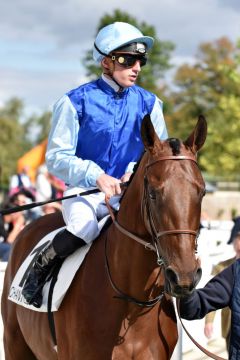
[111,53,147,68]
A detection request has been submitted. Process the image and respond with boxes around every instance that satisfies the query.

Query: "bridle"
[105,153,200,307]
[143,155,200,266]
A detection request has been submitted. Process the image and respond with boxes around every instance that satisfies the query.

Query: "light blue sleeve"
[125,97,168,173]
[150,97,168,140]
[45,95,104,188]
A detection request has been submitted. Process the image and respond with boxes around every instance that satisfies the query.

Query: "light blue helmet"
[93,22,154,63]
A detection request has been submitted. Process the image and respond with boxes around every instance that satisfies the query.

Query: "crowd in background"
[0,164,65,262]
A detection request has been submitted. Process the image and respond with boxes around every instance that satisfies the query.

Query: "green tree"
[25,111,52,144]
[168,37,240,178]
[82,9,175,93]
[0,98,32,187]
[0,98,52,188]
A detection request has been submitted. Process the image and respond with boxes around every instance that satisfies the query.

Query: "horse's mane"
[119,151,145,205]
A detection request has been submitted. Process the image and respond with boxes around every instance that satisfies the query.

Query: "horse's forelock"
[167,138,181,156]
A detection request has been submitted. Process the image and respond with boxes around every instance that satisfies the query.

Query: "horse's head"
[141,114,207,297]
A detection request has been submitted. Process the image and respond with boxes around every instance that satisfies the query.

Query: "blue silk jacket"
[46,76,168,188]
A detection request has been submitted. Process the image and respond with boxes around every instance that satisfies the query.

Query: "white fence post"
[0,262,7,360]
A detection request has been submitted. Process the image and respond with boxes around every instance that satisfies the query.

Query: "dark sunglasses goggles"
[111,53,148,68]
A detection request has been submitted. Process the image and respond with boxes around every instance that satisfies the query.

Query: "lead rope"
[105,195,156,252]
[176,299,227,360]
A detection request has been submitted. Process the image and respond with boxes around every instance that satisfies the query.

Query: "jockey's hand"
[96,173,122,198]
[120,172,132,183]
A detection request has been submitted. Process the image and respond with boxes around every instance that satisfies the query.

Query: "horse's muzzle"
[164,266,202,297]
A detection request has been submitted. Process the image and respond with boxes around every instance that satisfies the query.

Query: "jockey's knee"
[52,229,87,257]
[67,220,99,244]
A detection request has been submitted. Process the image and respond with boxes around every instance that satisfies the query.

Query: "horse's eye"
[149,190,156,200]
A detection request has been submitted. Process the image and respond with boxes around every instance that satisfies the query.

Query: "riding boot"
[22,229,87,308]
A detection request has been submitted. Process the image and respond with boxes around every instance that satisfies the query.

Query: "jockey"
[22,22,168,308]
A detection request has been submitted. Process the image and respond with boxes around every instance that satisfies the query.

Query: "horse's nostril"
[195,267,202,285]
[165,268,179,285]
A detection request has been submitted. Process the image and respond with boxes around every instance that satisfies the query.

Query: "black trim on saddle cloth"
[47,264,62,348]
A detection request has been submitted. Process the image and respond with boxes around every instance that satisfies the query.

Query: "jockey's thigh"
[62,187,105,244]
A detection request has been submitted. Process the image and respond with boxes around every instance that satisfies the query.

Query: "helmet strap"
[103,71,124,93]
[110,75,124,92]
[102,57,124,92]
[95,43,124,92]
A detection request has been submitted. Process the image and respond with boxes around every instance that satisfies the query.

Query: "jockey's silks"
[46,76,167,188]
[67,78,155,179]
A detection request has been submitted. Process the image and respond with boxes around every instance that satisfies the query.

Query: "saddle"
[8,215,112,312]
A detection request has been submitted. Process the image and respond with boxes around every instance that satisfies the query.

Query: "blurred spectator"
[9,188,39,222]
[0,202,26,261]
[42,202,62,215]
[10,187,35,204]
[35,164,65,203]
[228,216,240,244]
[9,165,36,199]
[35,164,52,202]
[0,215,10,261]
[204,221,240,353]
[47,173,66,199]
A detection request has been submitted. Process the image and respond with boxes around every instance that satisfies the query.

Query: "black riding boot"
[22,229,87,308]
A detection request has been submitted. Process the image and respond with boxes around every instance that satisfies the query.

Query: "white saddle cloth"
[8,216,110,312]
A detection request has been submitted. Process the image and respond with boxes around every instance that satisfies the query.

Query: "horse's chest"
[112,346,157,360]
[111,318,163,360]
[112,336,162,360]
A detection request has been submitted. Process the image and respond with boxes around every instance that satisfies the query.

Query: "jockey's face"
[102,54,143,88]
[112,54,142,87]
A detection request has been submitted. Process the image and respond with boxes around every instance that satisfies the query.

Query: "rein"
[104,233,164,307]
[176,300,227,360]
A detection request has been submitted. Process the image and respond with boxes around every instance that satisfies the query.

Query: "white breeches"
[62,186,121,244]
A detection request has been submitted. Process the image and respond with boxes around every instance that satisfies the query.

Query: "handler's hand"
[96,173,122,198]
[204,322,214,339]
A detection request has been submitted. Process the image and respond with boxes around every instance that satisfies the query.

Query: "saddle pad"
[8,227,92,312]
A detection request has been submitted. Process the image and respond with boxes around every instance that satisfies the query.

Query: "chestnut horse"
[1,114,207,360]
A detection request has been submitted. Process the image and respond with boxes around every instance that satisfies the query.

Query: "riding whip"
[0,181,129,216]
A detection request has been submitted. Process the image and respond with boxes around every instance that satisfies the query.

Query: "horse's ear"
[184,115,207,153]
[141,114,158,152]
